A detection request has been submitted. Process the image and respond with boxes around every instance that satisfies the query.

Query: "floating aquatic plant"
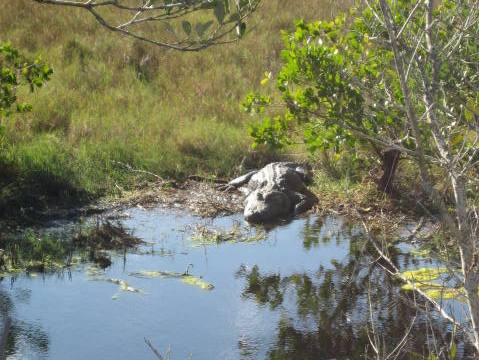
[86,266,144,299]
[180,275,215,290]
[401,267,448,282]
[400,267,465,301]
[129,269,214,290]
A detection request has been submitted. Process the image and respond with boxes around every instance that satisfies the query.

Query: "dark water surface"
[0,208,472,359]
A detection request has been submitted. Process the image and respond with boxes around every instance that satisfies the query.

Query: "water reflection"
[1,280,49,360]
[0,210,475,359]
[238,217,473,359]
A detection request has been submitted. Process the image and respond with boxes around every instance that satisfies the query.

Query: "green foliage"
[244,0,479,183]
[0,42,52,118]
[248,116,290,149]
[243,11,407,161]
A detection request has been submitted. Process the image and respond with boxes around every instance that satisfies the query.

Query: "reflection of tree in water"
[300,216,358,250]
[238,219,474,359]
[0,279,49,359]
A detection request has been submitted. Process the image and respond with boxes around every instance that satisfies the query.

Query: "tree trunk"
[378,149,400,193]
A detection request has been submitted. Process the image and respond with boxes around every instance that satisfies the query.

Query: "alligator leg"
[291,190,318,215]
[217,170,257,192]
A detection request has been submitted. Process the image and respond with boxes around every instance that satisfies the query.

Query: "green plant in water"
[86,267,144,299]
[400,267,465,301]
[129,269,214,291]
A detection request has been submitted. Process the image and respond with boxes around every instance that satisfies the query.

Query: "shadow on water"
[0,208,475,359]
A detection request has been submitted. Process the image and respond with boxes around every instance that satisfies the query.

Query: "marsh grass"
[0,0,351,214]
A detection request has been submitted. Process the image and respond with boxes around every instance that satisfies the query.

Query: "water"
[0,208,473,359]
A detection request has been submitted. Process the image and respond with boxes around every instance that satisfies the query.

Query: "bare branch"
[33,0,261,51]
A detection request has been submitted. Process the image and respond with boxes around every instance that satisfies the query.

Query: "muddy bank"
[1,176,424,234]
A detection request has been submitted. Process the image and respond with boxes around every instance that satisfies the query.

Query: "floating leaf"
[400,267,465,301]
[87,268,144,297]
[195,21,214,37]
[189,223,266,244]
[106,278,143,293]
[129,270,183,279]
[181,275,214,290]
[129,270,214,291]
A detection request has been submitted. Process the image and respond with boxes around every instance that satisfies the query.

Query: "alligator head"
[243,189,291,223]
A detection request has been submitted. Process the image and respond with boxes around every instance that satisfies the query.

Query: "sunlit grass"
[0,0,351,207]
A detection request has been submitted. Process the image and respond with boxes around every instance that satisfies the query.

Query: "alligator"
[222,162,318,223]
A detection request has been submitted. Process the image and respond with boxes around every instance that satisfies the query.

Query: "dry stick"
[112,161,166,183]
[144,338,165,360]
[406,216,425,242]
[361,221,467,336]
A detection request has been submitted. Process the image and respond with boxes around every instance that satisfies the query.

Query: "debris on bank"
[106,179,244,218]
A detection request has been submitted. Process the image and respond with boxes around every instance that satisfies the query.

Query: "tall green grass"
[0,0,349,209]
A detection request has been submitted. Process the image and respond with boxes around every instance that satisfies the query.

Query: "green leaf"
[195,21,214,37]
[214,1,225,24]
[236,22,246,38]
[182,21,192,35]
[449,342,457,359]
[227,13,240,23]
